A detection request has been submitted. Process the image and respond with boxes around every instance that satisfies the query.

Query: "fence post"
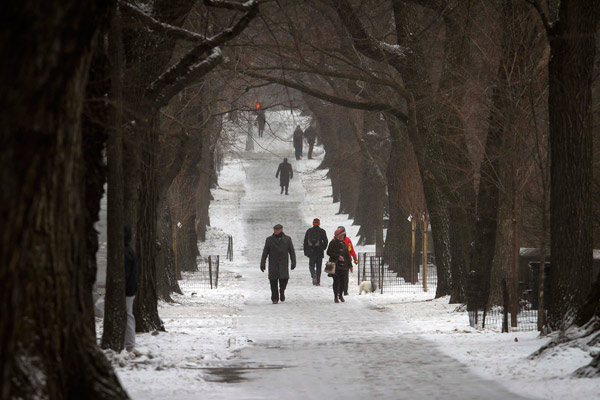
[379,256,384,294]
[215,255,219,289]
[362,253,366,283]
[502,278,509,333]
[357,253,361,284]
[209,256,213,289]
[411,218,416,284]
[422,215,428,292]
[227,235,233,261]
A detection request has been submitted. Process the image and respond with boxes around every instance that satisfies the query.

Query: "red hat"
[313,218,320,226]
[334,227,344,237]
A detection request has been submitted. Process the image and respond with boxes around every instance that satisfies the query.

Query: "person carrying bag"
[326,227,352,303]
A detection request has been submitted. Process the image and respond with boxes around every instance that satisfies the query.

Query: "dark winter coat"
[303,226,328,258]
[124,225,138,296]
[326,238,352,272]
[293,127,303,150]
[260,233,296,280]
[256,109,266,129]
[276,162,293,185]
[304,126,317,144]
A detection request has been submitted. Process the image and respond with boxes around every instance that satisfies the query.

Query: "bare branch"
[120,1,209,43]
[525,0,553,36]
[155,47,224,109]
[204,0,257,12]
[331,0,408,70]
[240,68,408,124]
[146,0,259,106]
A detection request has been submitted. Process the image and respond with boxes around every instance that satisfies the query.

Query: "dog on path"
[359,280,377,295]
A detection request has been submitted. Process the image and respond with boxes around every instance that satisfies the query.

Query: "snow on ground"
[105,110,598,399]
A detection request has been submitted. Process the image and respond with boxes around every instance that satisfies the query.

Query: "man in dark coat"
[256,108,266,137]
[124,225,138,351]
[293,125,303,160]
[275,157,293,195]
[260,224,296,304]
[303,124,317,159]
[303,218,328,285]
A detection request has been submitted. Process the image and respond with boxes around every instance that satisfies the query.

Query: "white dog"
[359,280,377,295]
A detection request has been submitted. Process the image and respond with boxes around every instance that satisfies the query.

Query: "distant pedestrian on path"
[275,157,293,195]
[260,224,296,304]
[256,108,266,137]
[303,218,328,285]
[293,125,303,160]
[303,123,317,159]
[124,225,138,351]
[327,227,352,303]
[336,226,357,296]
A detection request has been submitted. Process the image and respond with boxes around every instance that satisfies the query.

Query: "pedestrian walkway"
[192,129,529,400]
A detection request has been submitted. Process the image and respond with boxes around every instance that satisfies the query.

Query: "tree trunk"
[133,116,164,332]
[383,137,413,277]
[546,1,599,328]
[0,1,128,398]
[102,8,128,351]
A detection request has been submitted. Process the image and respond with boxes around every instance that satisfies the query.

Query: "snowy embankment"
[104,110,597,399]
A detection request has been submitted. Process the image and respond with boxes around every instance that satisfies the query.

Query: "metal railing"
[178,255,220,291]
[357,252,437,294]
[468,276,544,332]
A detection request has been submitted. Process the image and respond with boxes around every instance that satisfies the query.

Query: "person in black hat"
[260,224,296,303]
[303,218,328,285]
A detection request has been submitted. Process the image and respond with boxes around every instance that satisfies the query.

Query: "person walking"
[275,158,293,195]
[293,125,303,160]
[256,108,266,137]
[260,224,296,304]
[303,218,328,285]
[124,225,138,352]
[303,123,317,159]
[336,226,357,296]
[327,227,352,303]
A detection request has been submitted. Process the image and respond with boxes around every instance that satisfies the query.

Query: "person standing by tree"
[303,123,317,159]
[260,224,296,304]
[336,226,357,296]
[275,157,293,195]
[327,227,352,303]
[293,125,304,160]
[124,225,138,352]
[303,218,328,285]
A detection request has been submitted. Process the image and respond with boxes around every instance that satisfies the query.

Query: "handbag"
[324,260,336,275]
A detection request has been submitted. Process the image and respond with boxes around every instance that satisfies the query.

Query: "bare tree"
[0,1,128,398]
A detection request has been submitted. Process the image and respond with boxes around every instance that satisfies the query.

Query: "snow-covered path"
[187,121,529,400]
[111,111,599,400]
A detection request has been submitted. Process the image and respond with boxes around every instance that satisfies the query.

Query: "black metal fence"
[357,252,437,294]
[468,272,546,332]
[178,255,220,291]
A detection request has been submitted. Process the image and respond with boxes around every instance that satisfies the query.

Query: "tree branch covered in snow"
[146,0,259,108]
[121,1,211,43]
[155,47,223,108]
[204,0,256,12]
[331,0,408,72]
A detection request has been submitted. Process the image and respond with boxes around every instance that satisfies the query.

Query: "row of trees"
[2,0,599,397]
[1,0,259,398]
[229,0,600,372]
